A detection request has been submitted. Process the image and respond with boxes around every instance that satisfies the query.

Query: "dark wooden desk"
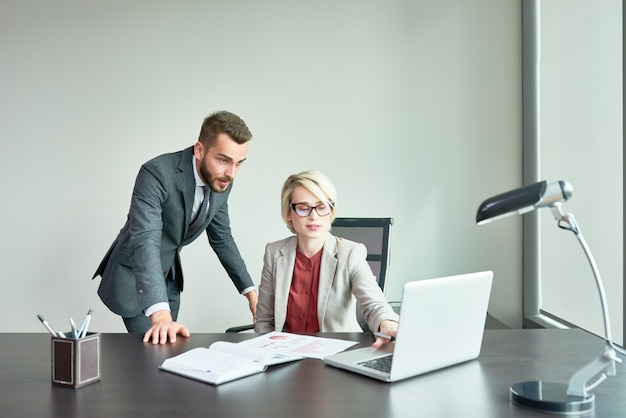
[1,329,624,417]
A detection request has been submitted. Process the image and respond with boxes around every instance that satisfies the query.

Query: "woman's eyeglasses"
[290,202,334,217]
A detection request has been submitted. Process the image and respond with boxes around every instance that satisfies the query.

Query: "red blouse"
[284,247,322,333]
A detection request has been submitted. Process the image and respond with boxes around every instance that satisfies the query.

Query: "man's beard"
[199,161,231,193]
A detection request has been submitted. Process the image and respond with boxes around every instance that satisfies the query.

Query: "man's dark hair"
[198,110,252,147]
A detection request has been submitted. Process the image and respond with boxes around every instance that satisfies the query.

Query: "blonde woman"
[255,170,398,347]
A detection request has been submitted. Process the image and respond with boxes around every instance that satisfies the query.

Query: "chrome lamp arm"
[549,205,622,398]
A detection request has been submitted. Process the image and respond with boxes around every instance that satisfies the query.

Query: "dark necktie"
[185,186,209,240]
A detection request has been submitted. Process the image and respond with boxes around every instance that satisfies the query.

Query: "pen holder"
[51,332,101,388]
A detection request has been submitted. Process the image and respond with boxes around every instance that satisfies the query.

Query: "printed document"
[239,331,358,360]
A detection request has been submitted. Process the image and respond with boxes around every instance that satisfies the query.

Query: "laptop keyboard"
[358,354,393,373]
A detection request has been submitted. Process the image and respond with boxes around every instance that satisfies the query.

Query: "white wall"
[0,0,522,333]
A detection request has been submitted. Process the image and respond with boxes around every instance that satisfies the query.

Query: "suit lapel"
[317,234,339,326]
[206,186,228,221]
[275,237,297,330]
[177,147,196,238]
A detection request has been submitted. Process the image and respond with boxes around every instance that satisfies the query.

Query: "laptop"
[324,270,493,382]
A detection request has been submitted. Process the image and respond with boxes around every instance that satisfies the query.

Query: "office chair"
[225,217,394,333]
[331,217,394,331]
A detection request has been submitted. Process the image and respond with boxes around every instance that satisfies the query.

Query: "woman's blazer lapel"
[274,236,298,330]
[317,234,339,326]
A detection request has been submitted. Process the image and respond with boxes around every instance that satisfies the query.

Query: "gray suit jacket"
[255,233,399,333]
[93,146,253,318]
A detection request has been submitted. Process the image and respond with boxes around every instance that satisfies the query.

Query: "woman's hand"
[372,320,398,348]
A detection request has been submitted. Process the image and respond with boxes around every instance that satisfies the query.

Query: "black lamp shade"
[476,181,547,224]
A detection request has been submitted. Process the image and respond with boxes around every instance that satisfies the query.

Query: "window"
[526,0,623,345]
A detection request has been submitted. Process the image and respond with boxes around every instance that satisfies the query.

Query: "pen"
[37,314,63,338]
[70,318,78,339]
[373,332,395,342]
[77,309,93,338]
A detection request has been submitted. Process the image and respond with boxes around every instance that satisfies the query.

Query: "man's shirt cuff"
[241,286,256,295]
[144,302,171,317]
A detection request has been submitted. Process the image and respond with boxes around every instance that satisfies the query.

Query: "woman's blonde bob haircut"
[280,170,337,234]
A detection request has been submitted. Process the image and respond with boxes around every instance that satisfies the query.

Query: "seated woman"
[255,170,398,347]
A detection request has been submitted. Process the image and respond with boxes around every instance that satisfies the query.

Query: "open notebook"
[324,271,493,382]
[159,341,303,385]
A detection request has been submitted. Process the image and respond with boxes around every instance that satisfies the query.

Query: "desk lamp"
[476,180,624,415]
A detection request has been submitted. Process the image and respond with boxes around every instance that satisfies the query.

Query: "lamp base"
[510,381,594,415]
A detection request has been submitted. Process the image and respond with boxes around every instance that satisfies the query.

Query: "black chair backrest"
[331,217,393,294]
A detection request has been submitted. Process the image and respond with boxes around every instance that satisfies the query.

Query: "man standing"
[94,110,257,344]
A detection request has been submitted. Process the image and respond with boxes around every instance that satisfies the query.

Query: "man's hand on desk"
[143,310,190,345]
[372,320,398,348]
